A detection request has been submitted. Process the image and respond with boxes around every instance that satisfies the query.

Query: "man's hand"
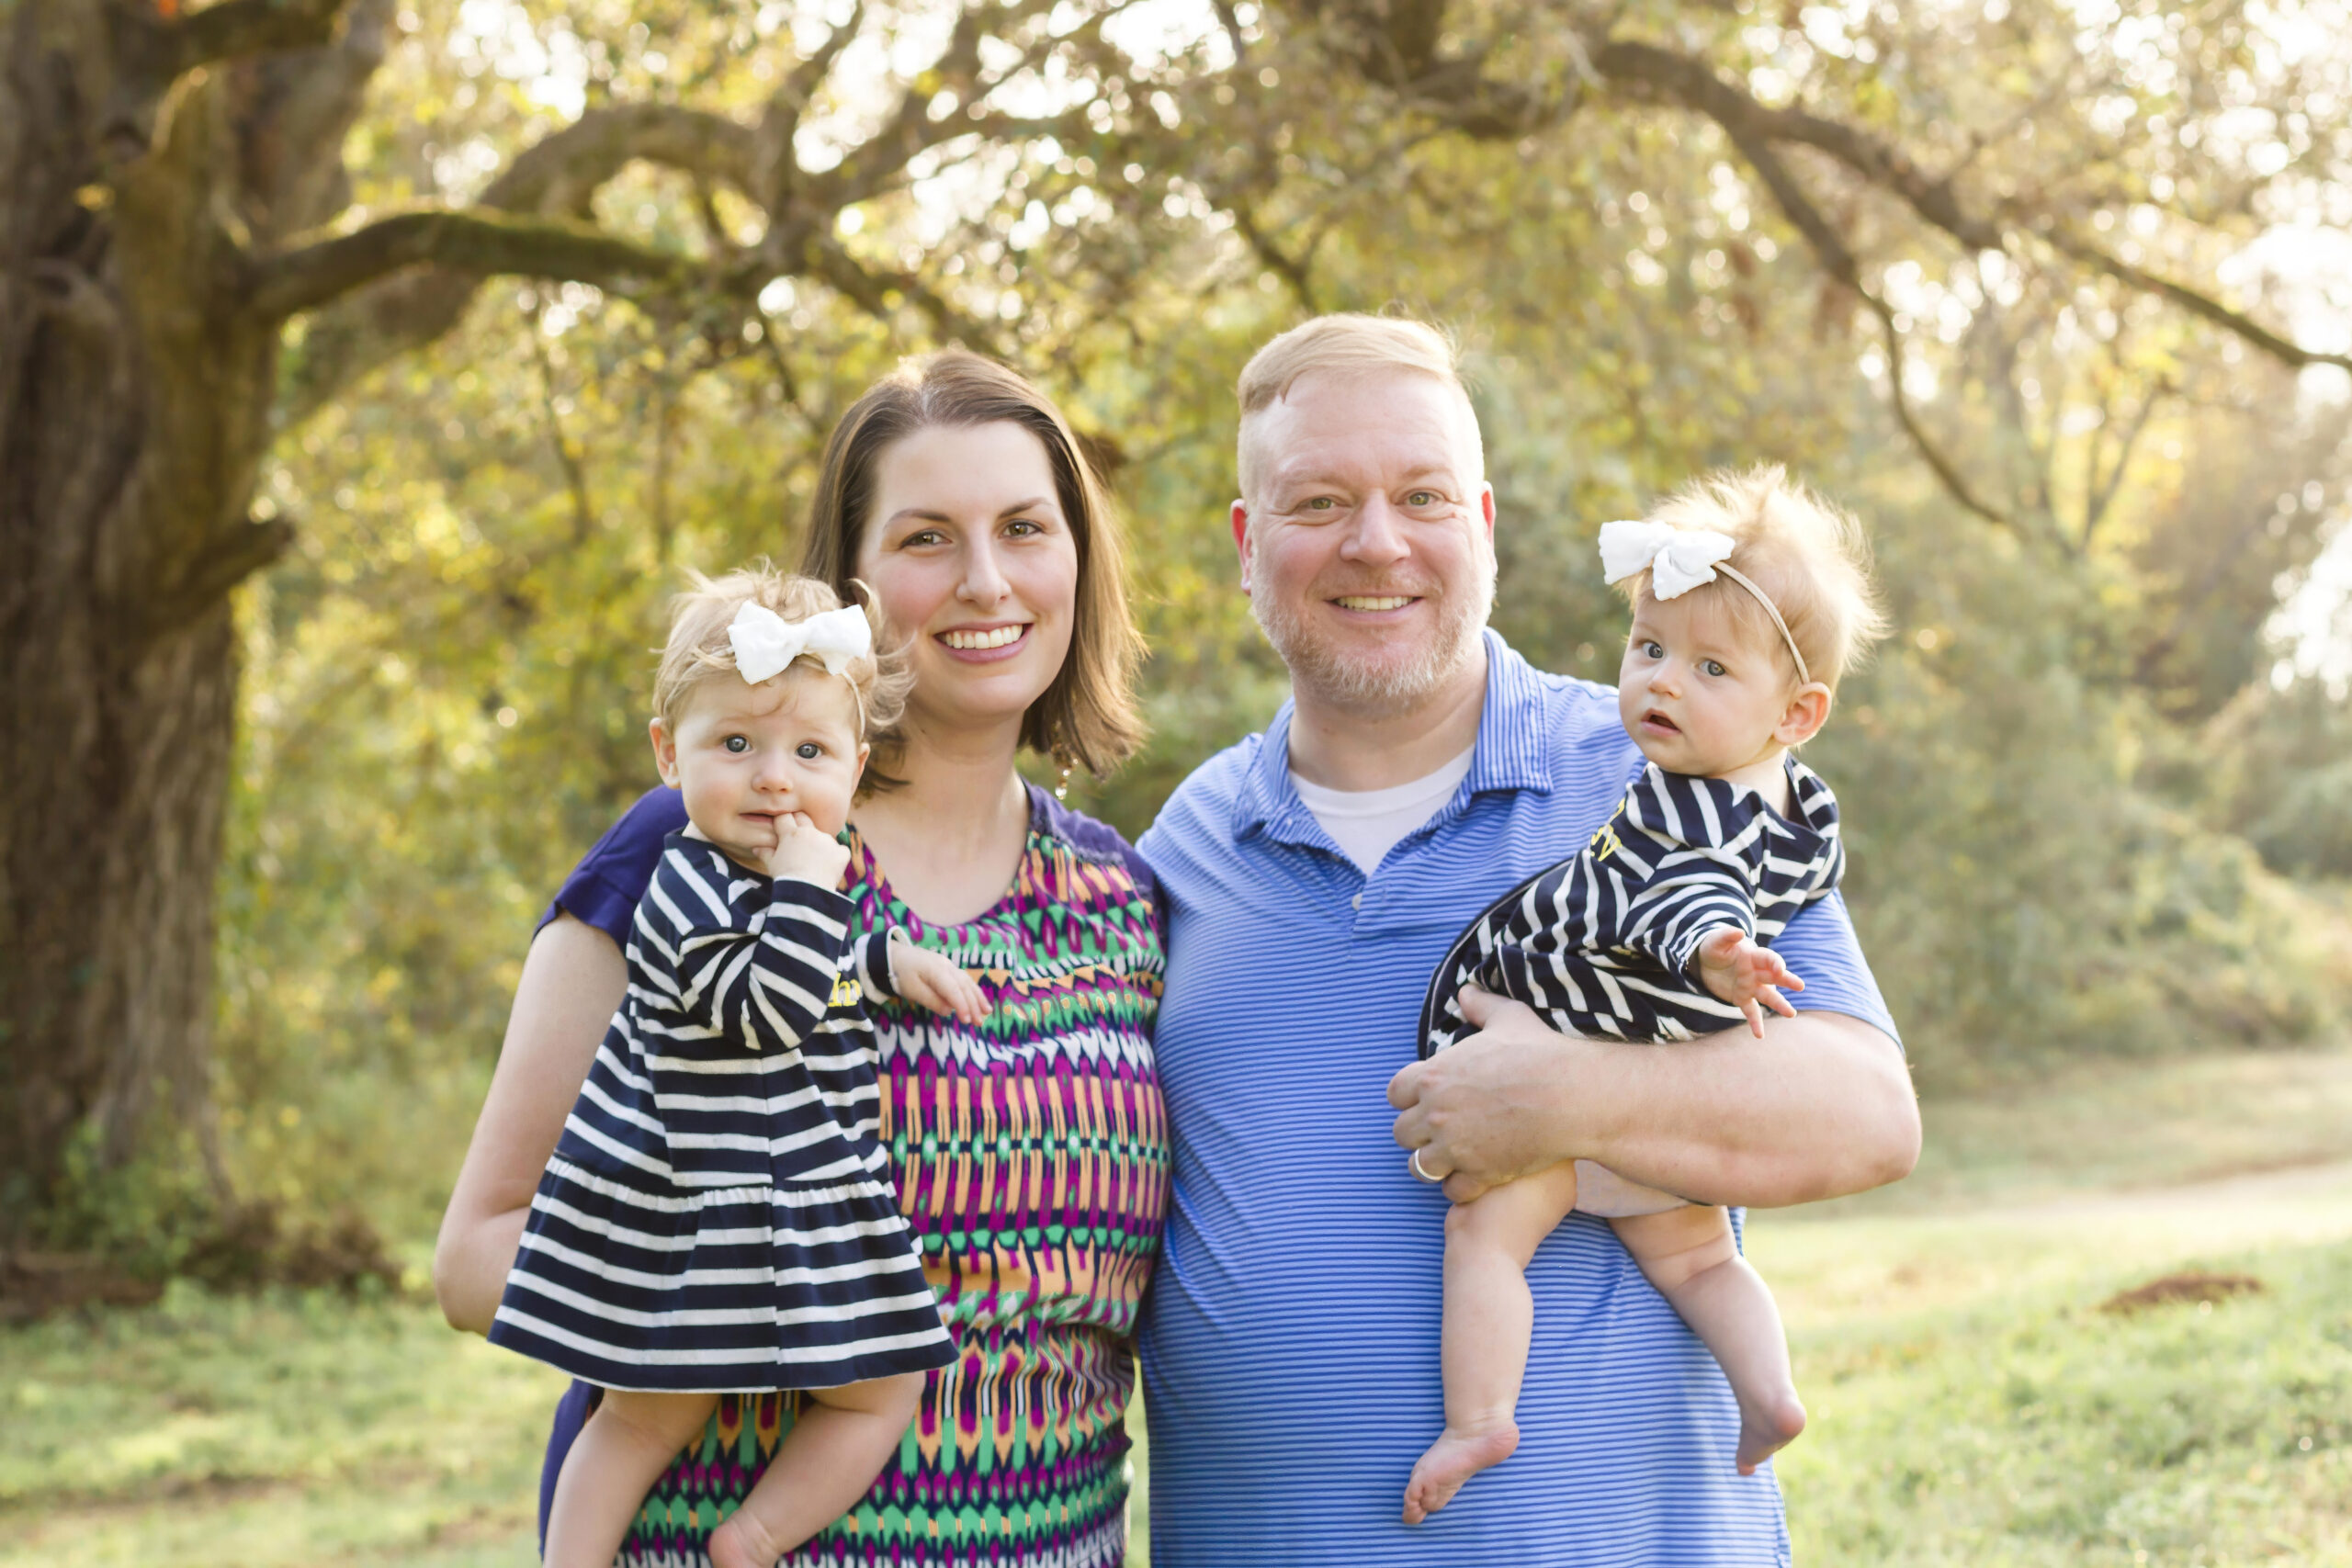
[763,811,853,889]
[1692,928,1804,1038]
[1387,986,1577,1203]
[889,943,993,1026]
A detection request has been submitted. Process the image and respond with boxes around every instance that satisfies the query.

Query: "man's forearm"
[1543,1011,1918,1207]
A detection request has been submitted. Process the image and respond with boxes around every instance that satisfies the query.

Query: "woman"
[434,351,1169,1566]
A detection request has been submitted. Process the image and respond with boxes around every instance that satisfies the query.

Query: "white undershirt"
[1290,744,1477,875]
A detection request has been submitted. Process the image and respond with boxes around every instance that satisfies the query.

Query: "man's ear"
[1479,483,1496,540]
[1231,499,1253,592]
[1775,683,1834,747]
[650,716,681,787]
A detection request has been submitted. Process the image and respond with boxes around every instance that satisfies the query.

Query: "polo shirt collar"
[1231,628,1558,846]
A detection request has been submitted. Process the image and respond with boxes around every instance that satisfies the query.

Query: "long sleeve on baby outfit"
[1432,758,1845,1052]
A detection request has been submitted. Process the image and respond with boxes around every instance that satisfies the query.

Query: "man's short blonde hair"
[1235,314,1480,499]
[652,561,911,731]
[1623,467,1890,691]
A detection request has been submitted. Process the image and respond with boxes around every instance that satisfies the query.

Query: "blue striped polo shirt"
[1136,630,1899,1567]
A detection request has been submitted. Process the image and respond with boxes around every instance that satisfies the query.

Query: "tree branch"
[138,516,295,644]
[524,301,597,545]
[1710,113,2019,535]
[175,0,356,69]
[2081,379,2168,549]
[1860,291,2018,535]
[754,0,866,211]
[274,105,755,420]
[1230,205,1319,311]
[249,209,694,321]
[482,104,757,220]
[1478,31,2352,384]
[805,234,1005,357]
[2047,231,2352,375]
[1587,37,2004,254]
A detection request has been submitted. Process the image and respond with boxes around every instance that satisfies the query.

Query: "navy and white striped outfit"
[1419,757,1845,1056]
[489,832,956,1393]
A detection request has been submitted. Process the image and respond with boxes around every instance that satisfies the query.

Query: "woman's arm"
[1387,986,1919,1208]
[431,914,628,1335]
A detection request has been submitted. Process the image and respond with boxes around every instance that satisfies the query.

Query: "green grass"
[0,1280,566,1566]
[1758,1167,2352,1566]
[6,1048,2351,1566]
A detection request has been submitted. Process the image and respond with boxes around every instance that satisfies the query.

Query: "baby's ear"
[1777,683,1834,747]
[650,716,681,786]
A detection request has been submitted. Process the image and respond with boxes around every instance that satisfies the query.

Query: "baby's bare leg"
[708,1371,925,1568]
[546,1388,720,1568]
[1402,1162,1583,1526]
[1611,1205,1806,1474]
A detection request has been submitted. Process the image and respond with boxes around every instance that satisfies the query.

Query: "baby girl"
[490,566,989,1568]
[1404,467,1887,1522]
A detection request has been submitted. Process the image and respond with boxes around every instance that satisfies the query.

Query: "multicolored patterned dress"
[536,783,1167,1568]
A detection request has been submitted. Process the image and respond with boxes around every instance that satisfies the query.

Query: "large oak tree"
[3,0,2345,1237]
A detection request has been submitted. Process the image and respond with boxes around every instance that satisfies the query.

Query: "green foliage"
[187,0,2352,1242]
[33,1122,223,1281]
[2201,677,2352,880]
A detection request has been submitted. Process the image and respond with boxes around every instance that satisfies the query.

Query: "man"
[1136,315,1918,1564]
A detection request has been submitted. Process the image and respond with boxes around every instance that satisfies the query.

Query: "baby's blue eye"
[1642,640,1664,659]
[724,736,750,753]
[1704,660,1727,677]
[797,741,823,760]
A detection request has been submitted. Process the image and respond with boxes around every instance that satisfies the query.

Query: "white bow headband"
[726,602,873,685]
[1598,520,1812,685]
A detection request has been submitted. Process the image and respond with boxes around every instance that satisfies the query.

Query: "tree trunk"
[0,1,379,1236]
[0,0,1056,1240]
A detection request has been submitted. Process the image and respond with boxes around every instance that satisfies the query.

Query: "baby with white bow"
[1401,468,1889,1524]
[492,566,988,1568]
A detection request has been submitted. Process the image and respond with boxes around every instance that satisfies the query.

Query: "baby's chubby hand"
[760,811,853,890]
[889,941,993,1026]
[1693,927,1804,1038]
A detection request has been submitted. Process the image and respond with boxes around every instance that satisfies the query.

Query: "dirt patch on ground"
[0,1203,405,1325]
[2100,1269,2267,1314]
[0,1251,164,1324]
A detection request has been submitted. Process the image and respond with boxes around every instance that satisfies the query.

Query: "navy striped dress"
[489,832,957,1393]
[1420,757,1844,1055]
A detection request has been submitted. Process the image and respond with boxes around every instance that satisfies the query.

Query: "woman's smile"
[937,622,1033,659]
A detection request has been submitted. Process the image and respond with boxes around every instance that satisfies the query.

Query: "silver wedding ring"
[1410,1148,1440,1184]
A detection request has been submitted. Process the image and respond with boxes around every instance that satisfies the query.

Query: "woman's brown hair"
[797,350,1146,785]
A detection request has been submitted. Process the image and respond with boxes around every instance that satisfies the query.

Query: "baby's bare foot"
[1402,1419,1520,1524]
[710,1509,782,1568]
[1735,1389,1806,1475]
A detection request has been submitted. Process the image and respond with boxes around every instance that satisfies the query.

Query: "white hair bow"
[727,602,872,685]
[1598,520,1738,601]
[1596,519,1813,684]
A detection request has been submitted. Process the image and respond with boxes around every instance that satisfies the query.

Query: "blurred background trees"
[6,0,2347,1268]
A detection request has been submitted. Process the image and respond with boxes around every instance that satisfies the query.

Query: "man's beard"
[1248,535,1496,714]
